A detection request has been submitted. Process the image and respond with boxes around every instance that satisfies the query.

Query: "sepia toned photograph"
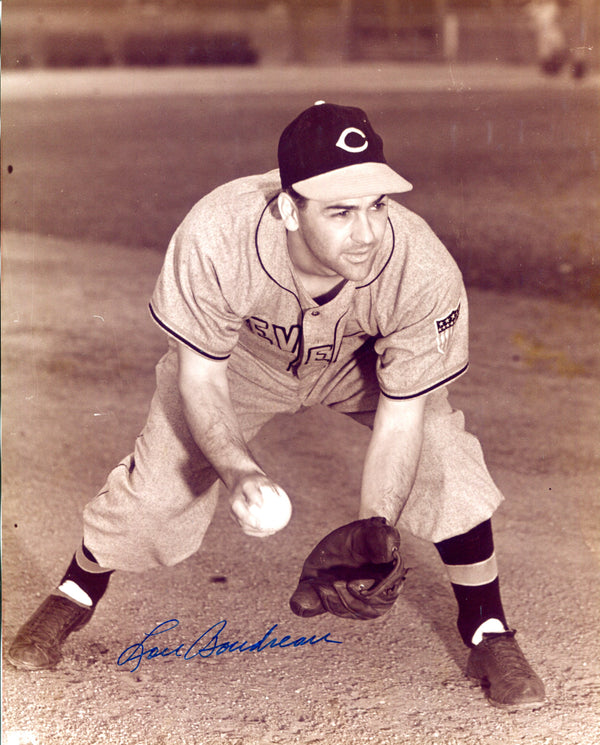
[2,1,599,743]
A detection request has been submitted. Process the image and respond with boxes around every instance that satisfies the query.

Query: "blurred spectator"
[526,0,568,73]
[526,0,587,77]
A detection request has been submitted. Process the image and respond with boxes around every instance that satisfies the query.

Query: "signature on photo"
[116,619,343,672]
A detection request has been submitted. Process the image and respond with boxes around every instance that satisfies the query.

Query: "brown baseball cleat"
[7,594,95,671]
[466,629,546,709]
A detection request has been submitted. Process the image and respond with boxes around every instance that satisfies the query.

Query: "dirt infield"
[2,228,599,745]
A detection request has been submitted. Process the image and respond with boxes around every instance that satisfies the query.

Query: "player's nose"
[352,212,376,245]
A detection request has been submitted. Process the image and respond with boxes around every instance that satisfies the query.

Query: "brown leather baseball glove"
[289,517,407,621]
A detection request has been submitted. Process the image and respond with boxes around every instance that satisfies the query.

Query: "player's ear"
[278,191,300,232]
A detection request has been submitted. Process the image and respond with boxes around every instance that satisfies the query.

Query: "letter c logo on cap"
[336,127,368,153]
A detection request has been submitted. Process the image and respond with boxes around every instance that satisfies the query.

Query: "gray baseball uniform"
[83,170,503,571]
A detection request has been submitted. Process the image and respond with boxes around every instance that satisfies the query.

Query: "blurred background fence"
[2,0,599,70]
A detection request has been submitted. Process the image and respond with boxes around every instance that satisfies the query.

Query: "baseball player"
[8,102,545,709]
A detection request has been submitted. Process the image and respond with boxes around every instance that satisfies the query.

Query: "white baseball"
[245,485,292,536]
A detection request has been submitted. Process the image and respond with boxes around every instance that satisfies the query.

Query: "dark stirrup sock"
[56,544,114,607]
[435,520,508,647]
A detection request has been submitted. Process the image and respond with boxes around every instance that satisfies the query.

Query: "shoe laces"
[482,631,534,677]
[24,598,88,645]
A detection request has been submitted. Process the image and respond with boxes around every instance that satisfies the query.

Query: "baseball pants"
[83,341,503,571]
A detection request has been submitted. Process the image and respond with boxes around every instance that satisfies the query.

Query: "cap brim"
[291,163,412,201]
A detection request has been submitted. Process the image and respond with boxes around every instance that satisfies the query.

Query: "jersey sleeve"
[374,259,469,400]
[149,210,243,360]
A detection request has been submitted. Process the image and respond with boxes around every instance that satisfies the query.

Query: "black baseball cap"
[278,101,412,201]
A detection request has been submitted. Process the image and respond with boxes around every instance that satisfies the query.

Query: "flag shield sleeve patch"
[435,304,460,354]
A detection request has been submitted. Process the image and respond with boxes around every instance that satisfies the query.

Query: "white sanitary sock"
[471,617,507,646]
[58,580,93,607]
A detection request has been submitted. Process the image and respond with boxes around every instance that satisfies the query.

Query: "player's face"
[287,194,389,282]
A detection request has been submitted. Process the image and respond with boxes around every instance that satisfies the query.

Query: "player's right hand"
[229,474,289,537]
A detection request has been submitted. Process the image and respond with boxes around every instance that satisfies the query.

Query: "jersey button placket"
[300,308,322,372]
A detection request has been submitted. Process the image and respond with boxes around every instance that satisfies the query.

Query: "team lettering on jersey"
[246,317,301,352]
[245,316,334,366]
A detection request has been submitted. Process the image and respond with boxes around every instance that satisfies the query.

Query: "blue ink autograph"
[117,619,342,672]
